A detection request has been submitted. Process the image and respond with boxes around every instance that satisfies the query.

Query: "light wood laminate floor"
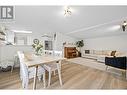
[0,60,127,89]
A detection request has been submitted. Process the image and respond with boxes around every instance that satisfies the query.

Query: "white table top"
[25,55,66,67]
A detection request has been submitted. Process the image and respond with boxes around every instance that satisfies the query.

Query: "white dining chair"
[17,51,46,89]
[43,50,63,86]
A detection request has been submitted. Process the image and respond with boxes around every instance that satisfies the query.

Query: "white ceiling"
[3,6,127,39]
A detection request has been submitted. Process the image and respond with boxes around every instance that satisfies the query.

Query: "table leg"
[33,65,38,90]
[57,61,63,86]
[125,69,127,80]
[11,66,14,73]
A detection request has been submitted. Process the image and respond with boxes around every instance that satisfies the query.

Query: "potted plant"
[76,40,84,56]
[32,39,43,55]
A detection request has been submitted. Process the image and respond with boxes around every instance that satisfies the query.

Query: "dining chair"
[17,51,46,89]
[43,50,63,86]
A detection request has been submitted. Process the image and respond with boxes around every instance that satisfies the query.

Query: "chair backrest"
[54,51,62,57]
[17,51,29,82]
[17,51,24,63]
[17,51,23,80]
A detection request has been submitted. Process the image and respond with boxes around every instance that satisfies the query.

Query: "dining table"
[25,54,66,90]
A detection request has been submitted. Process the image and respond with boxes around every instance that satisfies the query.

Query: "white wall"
[84,34,127,52]
[0,45,33,67]
[54,32,76,51]
[0,31,44,66]
[0,32,77,65]
[0,32,43,61]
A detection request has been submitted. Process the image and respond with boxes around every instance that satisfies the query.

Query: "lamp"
[64,6,72,16]
[122,21,127,31]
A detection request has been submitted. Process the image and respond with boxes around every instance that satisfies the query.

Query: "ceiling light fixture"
[64,6,72,16]
[13,30,32,34]
[122,21,127,31]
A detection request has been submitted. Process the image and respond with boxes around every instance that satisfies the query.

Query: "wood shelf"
[64,47,78,58]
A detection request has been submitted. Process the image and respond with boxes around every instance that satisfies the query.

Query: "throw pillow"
[111,51,116,56]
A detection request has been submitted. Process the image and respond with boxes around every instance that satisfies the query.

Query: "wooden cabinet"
[64,47,77,58]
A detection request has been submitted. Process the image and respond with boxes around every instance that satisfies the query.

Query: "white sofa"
[82,50,126,63]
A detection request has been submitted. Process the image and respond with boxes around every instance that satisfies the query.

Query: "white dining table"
[25,55,66,90]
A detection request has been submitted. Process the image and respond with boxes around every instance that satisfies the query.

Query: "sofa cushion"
[115,51,127,57]
[102,50,112,56]
[115,51,121,56]
[96,55,105,57]
[90,50,94,54]
[83,54,97,59]
[93,50,103,55]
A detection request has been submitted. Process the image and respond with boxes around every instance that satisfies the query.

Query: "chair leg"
[20,74,22,81]
[38,76,41,82]
[22,80,25,89]
[106,65,108,71]
[43,72,46,88]
[121,70,125,77]
[48,70,52,87]
[25,82,28,89]
[22,79,28,89]
[57,62,62,86]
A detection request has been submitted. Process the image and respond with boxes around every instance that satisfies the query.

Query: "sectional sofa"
[81,50,127,63]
